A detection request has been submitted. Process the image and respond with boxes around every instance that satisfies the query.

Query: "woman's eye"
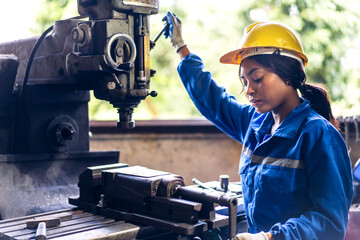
[254,76,263,82]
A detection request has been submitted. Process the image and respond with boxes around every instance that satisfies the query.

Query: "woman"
[163,12,353,240]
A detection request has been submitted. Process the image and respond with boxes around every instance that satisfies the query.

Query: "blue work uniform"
[177,53,353,240]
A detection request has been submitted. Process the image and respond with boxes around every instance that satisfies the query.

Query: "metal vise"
[69,163,239,238]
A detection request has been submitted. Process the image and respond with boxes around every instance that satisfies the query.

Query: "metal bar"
[152,22,169,43]
[192,178,216,192]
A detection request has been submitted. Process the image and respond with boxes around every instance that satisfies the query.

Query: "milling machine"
[0,0,159,220]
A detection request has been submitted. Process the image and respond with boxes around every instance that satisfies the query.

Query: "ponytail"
[248,54,341,132]
[299,83,340,132]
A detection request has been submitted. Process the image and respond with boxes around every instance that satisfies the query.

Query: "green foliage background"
[32,0,360,120]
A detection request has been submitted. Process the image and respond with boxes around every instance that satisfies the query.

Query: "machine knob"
[150,69,156,78]
[220,174,229,193]
[149,90,158,97]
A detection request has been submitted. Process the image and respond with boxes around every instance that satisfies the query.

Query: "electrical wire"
[19,25,54,102]
[20,15,86,102]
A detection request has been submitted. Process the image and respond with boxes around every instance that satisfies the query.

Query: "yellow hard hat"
[219,22,308,66]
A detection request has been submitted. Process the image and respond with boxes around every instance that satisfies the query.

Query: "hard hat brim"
[219,47,308,66]
[219,48,243,65]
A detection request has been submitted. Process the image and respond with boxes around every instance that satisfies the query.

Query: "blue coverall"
[177,53,353,240]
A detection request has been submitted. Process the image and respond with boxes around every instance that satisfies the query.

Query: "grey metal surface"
[0,151,119,220]
[0,209,139,240]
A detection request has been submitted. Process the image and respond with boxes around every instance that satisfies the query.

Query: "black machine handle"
[176,186,238,239]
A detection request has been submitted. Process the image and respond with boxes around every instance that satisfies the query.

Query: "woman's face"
[240,57,299,116]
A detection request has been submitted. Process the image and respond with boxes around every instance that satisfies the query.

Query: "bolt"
[116,47,124,57]
[107,82,116,90]
[99,194,106,207]
[71,28,85,43]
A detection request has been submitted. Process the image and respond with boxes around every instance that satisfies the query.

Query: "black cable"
[20,15,86,102]
[19,24,54,102]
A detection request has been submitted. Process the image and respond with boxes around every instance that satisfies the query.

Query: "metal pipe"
[354,117,360,143]
[136,14,146,88]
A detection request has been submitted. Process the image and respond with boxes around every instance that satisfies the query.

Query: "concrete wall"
[89,121,243,185]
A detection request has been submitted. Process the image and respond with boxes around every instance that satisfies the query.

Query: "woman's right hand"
[163,12,187,52]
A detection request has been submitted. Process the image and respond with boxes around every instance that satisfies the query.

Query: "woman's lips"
[250,99,261,107]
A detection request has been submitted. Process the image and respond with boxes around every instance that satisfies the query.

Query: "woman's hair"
[245,54,340,132]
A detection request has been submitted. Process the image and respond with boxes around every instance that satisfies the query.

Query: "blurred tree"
[32,0,360,119]
[31,0,78,33]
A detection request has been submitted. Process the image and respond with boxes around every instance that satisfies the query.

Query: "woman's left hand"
[232,231,270,240]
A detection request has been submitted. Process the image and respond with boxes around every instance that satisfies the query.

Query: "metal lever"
[150,22,170,49]
[176,186,238,239]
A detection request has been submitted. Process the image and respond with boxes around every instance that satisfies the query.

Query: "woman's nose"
[245,83,255,96]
